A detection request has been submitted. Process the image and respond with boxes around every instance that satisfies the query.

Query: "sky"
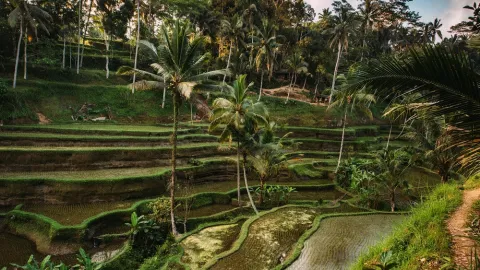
[305,0,473,38]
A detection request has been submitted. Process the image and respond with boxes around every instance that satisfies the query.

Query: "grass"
[464,174,480,190]
[0,132,215,142]
[5,124,182,132]
[352,183,462,270]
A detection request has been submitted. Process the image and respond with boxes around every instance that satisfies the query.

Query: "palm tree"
[324,7,359,104]
[429,18,443,43]
[284,50,308,104]
[119,21,226,235]
[132,0,141,93]
[350,46,480,176]
[374,149,412,212]
[209,74,268,214]
[8,0,52,88]
[359,0,380,60]
[253,18,282,101]
[328,75,375,173]
[220,15,245,84]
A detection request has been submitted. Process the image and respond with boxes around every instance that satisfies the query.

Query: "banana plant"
[125,211,148,244]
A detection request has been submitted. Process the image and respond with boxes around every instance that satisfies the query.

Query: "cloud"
[441,0,471,36]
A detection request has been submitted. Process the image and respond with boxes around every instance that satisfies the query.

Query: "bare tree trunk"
[80,0,94,68]
[258,70,264,101]
[335,109,347,173]
[23,27,27,80]
[236,141,242,207]
[162,76,167,109]
[13,18,23,88]
[69,42,72,69]
[385,124,392,150]
[104,36,110,79]
[390,189,396,212]
[302,76,307,90]
[170,91,180,235]
[313,79,319,102]
[223,39,233,84]
[76,0,82,74]
[259,177,265,205]
[132,0,141,93]
[62,34,66,69]
[286,73,297,104]
[330,41,342,104]
[243,154,258,215]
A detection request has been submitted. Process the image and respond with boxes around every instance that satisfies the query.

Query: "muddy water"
[211,207,317,270]
[0,232,125,268]
[22,200,138,225]
[181,220,245,269]
[288,214,404,270]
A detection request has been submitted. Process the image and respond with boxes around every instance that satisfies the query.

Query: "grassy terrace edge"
[3,185,340,251]
[351,183,462,270]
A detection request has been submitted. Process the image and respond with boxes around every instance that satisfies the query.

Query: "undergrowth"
[352,183,462,270]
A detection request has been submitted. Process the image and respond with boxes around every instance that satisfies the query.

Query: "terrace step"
[0,132,217,147]
[0,143,231,172]
[3,125,199,136]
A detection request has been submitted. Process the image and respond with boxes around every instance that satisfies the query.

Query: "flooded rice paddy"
[288,214,405,270]
[210,205,361,270]
[0,232,125,268]
[181,220,245,269]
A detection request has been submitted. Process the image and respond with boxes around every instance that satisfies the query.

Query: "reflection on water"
[288,214,405,270]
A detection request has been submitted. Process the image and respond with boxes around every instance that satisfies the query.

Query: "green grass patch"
[352,183,462,270]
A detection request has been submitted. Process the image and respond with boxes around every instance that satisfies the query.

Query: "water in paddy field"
[288,214,405,270]
[0,232,125,268]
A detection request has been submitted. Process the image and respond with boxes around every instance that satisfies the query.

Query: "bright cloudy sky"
[305,0,472,38]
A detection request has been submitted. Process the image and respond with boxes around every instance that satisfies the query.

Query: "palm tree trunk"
[330,41,342,104]
[236,141,242,206]
[335,109,347,173]
[285,72,295,104]
[286,73,297,104]
[190,102,193,125]
[258,70,264,101]
[313,79,319,102]
[243,154,258,215]
[69,41,72,69]
[77,0,82,74]
[302,76,307,90]
[259,177,265,205]
[13,18,23,88]
[62,34,66,69]
[23,27,27,80]
[132,0,141,94]
[80,0,93,68]
[390,189,396,212]
[385,124,392,150]
[162,76,167,109]
[223,39,233,84]
[170,91,180,235]
[104,37,110,79]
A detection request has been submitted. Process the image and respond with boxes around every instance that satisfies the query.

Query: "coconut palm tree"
[284,50,308,104]
[429,18,443,43]
[220,15,245,84]
[253,18,282,101]
[328,75,375,173]
[350,45,480,176]
[359,0,380,60]
[132,0,141,93]
[209,74,268,214]
[8,0,52,88]
[119,20,226,235]
[324,7,359,104]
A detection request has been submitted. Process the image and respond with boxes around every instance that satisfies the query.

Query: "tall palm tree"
[119,21,226,235]
[209,74,268,214]
[328,76,375,173]
[8,0,52,88]
[359,0,380,60]
[429,18,443,43]
[284,50,308,104]
[132,0,141,93]
[324,7,359,104]
[351,46,480,176]
[220,15,245,84]
[253,18,282,101]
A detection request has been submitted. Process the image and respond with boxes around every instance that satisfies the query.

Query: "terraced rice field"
[181,220,245,269]
[288,214,405,270]
[176,204,236,218]
[22,200,139,225]
[211,205,362,270]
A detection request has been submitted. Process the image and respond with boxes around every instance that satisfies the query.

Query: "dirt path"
[447,188,480,267]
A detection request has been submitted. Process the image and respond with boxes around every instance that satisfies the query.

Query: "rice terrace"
[0,0,479,269]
